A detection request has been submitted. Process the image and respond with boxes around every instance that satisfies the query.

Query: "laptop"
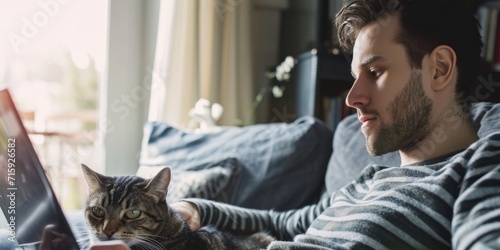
[0,88,83,250]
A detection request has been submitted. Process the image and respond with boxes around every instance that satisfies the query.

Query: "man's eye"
[370,69,381,77]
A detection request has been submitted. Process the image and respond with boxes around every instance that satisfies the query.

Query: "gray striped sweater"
[187,132,500,249]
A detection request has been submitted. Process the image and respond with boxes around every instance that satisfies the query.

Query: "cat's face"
[81,164,171,246]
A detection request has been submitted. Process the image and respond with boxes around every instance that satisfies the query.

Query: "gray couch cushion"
[140,116,333,210]
[325,102,500,194]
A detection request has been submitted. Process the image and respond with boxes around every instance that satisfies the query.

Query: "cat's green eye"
[92,206,105,218]
[125,209,142,219]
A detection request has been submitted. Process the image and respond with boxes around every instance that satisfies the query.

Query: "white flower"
[274,56,296,82]
[284,56,295,68]
[272,85,285,98]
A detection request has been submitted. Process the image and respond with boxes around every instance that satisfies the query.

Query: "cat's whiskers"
[77,236,96,249]
[136,232,171,240]
[79,240,92,250]
[65,221,95,250]
[130,236,165,250]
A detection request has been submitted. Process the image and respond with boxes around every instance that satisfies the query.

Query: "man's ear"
[430,45,457,91]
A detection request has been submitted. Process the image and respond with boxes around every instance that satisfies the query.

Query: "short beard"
[366,71,433,156]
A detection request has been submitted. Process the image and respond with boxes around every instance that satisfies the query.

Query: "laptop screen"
[0,89,80,250]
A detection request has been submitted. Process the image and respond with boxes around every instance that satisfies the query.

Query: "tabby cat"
[81,164,273,250]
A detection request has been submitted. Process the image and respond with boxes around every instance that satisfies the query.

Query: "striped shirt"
[187,132,500,249]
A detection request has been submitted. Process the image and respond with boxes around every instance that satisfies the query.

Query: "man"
[172,0,500,249]
[92,0,499,249]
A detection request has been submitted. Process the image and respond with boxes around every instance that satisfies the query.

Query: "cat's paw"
[249,232,274,248]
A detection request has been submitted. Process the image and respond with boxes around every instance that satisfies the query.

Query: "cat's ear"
[144,167,171,201]
[81,164,108,194]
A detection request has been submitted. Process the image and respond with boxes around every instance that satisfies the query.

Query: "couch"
[61,102,499,249]
[136,101,500,211]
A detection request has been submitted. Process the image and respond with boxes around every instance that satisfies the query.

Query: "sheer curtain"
[148,0,255,128]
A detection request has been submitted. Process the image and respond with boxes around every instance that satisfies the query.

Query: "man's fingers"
[171,201,201,231]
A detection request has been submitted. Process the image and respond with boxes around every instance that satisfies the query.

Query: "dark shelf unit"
[293,50,353,121]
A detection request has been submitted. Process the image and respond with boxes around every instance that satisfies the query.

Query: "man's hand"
[171,201,201,231]
[39,224,74,250]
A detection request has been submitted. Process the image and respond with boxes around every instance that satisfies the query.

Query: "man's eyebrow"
[360,55,386,68]
[351,55,387,78]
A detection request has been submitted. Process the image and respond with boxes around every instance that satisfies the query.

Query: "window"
[0,0,108,210]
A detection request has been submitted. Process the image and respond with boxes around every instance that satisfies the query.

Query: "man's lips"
[359,116,376,123]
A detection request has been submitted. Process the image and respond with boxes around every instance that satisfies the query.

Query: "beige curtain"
[148,0,255,128]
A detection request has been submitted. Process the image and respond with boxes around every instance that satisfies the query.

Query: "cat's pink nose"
[104,229,116,239]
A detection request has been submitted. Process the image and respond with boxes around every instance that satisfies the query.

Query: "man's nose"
[345,78,370,109]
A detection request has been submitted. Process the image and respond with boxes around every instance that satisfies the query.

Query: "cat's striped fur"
[81,164,273,250]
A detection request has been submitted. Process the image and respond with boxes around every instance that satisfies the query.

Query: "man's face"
[347,16,433,156]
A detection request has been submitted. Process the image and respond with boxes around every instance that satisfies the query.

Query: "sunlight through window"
[0,0,108,210]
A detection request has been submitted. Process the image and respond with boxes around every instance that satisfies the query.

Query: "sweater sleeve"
[452,133,500,250]
[184,196,332,241]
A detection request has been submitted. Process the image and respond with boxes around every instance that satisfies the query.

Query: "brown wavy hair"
[335,0,482,107]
